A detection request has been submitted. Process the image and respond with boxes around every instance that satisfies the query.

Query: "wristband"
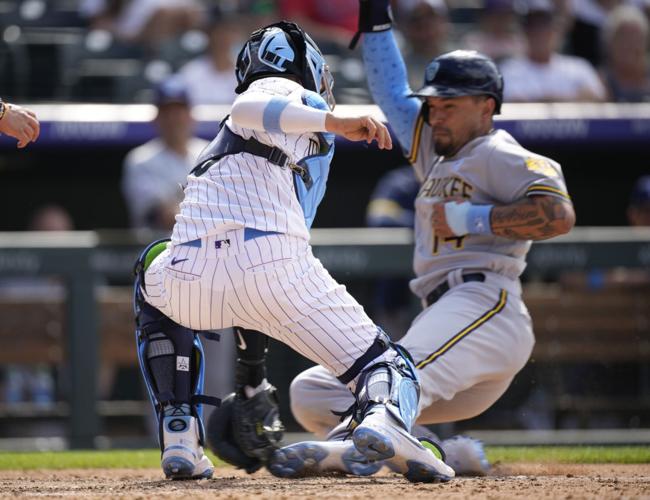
[466,204,493,235]
[444,201,493,236]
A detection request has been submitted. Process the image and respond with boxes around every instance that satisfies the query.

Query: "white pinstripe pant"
[143,228,384,378]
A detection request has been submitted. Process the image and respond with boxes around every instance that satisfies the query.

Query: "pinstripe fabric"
[171,78,315,246]
[143,230,383,378]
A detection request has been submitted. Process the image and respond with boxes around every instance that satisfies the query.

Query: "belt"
[425,272,485,307]
[179,228,280,248]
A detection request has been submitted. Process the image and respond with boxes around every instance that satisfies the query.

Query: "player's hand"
[324,114,392,149]
[0,103,40,148]
[432,197,465,239]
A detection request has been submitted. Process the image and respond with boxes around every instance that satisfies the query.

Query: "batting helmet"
[410,50,504,114]
[235,21,335,109]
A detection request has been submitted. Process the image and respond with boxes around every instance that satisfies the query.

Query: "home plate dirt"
[1,464,648,499]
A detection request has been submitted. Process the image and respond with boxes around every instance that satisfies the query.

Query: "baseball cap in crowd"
[154,76,191,107]
[630,175,650,206]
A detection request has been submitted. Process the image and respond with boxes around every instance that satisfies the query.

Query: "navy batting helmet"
[410,50,504,114]
[235,21,335,109]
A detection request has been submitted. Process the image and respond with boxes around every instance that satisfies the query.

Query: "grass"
[487,446,650,464]
[0,447,647,470]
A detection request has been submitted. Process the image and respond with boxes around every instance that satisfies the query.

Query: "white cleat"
[268,439,382,478]
[441,436,490,476]
[352,404,455,483]
[161,412,214,480]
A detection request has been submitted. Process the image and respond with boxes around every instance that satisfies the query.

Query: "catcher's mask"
[410,50,504,114]
[235,21,335,110]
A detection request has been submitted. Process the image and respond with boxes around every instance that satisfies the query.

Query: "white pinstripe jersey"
[171,78,322,245]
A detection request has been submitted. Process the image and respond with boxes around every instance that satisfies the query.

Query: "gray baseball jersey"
[287,30,569,437]
[409,125,570,299]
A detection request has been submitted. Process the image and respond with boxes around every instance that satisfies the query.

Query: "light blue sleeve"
[362,31,422,155]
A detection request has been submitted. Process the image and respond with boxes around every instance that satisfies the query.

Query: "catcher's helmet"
[235,21,335,109]
[410,50,504,114]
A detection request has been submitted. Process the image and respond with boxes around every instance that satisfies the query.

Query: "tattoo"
[491,196,574,241]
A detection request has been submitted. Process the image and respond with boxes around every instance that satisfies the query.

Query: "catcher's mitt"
[206,386,284,473]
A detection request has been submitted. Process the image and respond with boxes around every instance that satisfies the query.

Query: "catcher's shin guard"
[349,343,455,482]
[134,240,220,479]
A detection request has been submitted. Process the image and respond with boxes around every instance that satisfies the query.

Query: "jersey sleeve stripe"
[525,185,571,200]
[262,97,291,133]
[407,113,425,164]
[415,289,508,370]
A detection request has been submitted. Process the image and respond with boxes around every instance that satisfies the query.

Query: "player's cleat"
[161,404,214,480]
[267,439,382,478]
[352,404,455,483]
[440,436,490,476]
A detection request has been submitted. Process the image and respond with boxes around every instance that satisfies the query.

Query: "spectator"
[500,1,607,102]
[396,0,451,90]
[177,6,240,105]
[277,0,358,49]
[460,0,527,64]
[121,76,208,231]
[366,165,420,339]
[80,0,204,50]
[0,99,40,148]
[600,5,650,102]
[568,0,625,67]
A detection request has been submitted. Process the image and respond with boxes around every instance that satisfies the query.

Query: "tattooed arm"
[433,195,575,240]
[490,195,575,240]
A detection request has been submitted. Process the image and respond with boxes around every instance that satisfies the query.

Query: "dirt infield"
[1,464,648,499]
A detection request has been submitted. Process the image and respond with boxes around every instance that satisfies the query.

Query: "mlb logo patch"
[215,239,231,249]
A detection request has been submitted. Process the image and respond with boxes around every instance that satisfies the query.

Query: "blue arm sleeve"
[362,31,422,154]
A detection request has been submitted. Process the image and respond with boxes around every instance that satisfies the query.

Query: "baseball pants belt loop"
[425,272,486,307]
[179,228,281,248]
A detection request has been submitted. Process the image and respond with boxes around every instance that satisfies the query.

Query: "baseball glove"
[206,386,284,473]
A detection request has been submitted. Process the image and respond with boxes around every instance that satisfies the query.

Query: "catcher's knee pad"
[133,239,219,450]
[352,343,421,433]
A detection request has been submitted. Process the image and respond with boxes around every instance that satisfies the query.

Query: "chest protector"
[295,89,335,228]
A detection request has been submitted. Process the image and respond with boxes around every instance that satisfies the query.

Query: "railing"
[0,227,649,448]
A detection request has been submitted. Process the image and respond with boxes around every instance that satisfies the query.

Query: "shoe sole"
[163,457,214,480]
[268,441,382,478]
[353,427,453,483]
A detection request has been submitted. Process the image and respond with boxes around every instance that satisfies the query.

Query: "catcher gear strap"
[350,0,394,49]
[337,328,390,385]
[134,240,220,452]
[207,388,285,473]
[340,343,420,433]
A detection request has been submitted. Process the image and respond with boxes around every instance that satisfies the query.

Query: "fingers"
[28,114,40,142]
[432,202,453,238]
[375,119,392,150]
[365,117,392,150]
[3,106,40,147]
[364,117,377,144]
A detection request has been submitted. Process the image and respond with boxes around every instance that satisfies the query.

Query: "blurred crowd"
[0,0,649,104]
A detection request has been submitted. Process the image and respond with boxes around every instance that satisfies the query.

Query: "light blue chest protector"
[294,90,335,229]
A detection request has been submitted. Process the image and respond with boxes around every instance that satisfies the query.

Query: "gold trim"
[526,185,571,200]
[416,289,508,369]
[407,113,425,164]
